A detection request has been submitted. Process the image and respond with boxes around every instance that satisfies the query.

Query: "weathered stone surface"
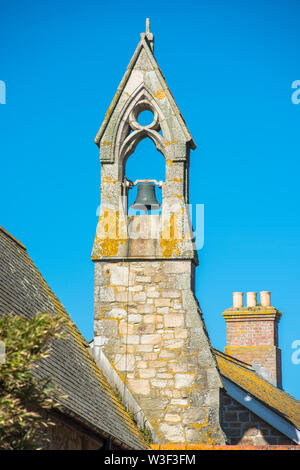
[164,313,184,328]
[121,335,140,345]
[139,368,156,378]
[127,379,150,396]
[165,339,185,349]
[115,353,135,372]
[92,22,225,446]
[163,262,190,274]
[136,276,151,283]
[133,292,146,302]
[94,260,225,445]
[109,266,129,286]
[137,304,154,314]
[158,423,185,443]
[175,373,195,389]
[155,298,171,307]
[128,313,142,323]
[136,344,153,352]
[157,307,169,314]
[110,307,127,319]
[115,292,129,302]
[162,289,181,298]
[165,413,181,423]
[182,407,206,425]
[98,286,115,302]
[141,334,161,345]
[151,379,167,388]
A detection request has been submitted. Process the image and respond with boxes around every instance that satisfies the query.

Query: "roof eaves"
[57,405,145,450]
[213,348,255,371]
[223,376,300,444]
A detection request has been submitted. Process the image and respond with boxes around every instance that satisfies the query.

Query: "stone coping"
[222,307,282,321]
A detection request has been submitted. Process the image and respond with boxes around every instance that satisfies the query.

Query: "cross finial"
[146,18,150,33]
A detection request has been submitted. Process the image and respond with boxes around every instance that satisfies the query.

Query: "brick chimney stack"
[222,291,283,388]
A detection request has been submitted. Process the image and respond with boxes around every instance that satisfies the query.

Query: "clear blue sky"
[1,0,300,399]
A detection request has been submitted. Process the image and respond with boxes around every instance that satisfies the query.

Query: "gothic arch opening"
[125,137,165,214]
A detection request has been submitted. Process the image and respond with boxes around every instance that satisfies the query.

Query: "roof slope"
[215,349,300,430]
[0,227,147,450]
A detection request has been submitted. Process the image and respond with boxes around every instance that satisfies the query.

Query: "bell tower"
[92,20,225,445]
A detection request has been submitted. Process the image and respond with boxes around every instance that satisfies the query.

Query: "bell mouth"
[131,203,161,213]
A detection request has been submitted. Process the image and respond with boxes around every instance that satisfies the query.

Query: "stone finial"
[246,292,257,307]
[146,18,150,33]
[141,18,154,52]
[233,292,243,308]
[260,291,271,307]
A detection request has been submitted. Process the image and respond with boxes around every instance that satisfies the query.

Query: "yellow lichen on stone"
[160,212,184,258]
[187,409,222,445]
[105,90,121,119]
[97,238,126,257]
[102,176,118,184]
[154,89,166,100]
[165,140,177,146]
[93,209,127,257]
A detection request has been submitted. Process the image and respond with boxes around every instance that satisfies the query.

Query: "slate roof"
[0,226,147,450]
[214,348,300,430]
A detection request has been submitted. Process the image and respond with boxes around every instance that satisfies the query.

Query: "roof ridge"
[213,348,254,371]
[214,348,300,402]
[0,226,26,251]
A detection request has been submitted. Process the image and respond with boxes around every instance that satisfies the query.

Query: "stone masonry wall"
[94,259,226,445]
[220,390,293,445]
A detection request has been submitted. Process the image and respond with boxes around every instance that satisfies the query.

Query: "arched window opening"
[125,138,165,215]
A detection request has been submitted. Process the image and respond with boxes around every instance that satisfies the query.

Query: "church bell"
[131,182,161,213]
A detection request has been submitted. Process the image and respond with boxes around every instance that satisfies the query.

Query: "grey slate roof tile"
[0,227,147,449]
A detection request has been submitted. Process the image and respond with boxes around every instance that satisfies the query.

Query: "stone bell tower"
[92,20,225,445]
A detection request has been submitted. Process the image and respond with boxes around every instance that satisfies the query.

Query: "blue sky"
[1,0,300,399]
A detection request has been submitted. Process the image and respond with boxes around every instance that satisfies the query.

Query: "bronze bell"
[131,182,161,213]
